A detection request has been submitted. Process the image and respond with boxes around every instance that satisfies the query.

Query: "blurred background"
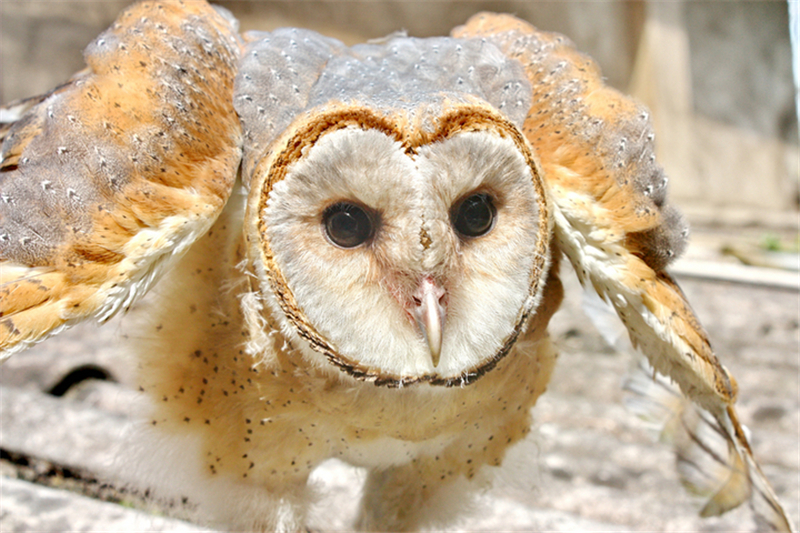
[2,0,798,232]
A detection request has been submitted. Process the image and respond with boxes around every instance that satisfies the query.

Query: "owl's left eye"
[323,202,375,248]
[451,193,497,238]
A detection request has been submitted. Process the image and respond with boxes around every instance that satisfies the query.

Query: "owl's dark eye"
[323,202,375,248]
[452,193,496,238]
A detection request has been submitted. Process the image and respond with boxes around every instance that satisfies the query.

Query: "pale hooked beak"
[412,276,446,368]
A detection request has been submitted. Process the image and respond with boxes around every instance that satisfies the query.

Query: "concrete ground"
[0,228,798,532]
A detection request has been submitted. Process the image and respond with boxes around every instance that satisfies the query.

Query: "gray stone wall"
[687,1,796,143]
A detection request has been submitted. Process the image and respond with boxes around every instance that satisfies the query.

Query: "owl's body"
[133,28,564,528]
[0,1,794,531]
[136,188,560,529]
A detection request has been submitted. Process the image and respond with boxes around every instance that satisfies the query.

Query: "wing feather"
[456,13,795,530]
[453,9,726,418]
[0,0,243,358]
[624,361,794,531]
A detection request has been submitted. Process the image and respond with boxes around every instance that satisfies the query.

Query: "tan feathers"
[458,12,794,531]
[0,0,242,356]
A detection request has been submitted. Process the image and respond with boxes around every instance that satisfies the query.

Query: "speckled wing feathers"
[455,13,794,530]
[453,11,725,414]
[0,0,242,358]
[456,15,688,267]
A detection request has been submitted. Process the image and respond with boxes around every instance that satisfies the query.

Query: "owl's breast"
[310,331,559,477]
[132,197,562,486]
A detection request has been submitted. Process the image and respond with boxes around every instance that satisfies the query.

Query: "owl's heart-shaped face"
[248,106,550,386]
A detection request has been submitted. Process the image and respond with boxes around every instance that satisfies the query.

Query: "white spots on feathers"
[234,30,534,169]
[506,25,685,269]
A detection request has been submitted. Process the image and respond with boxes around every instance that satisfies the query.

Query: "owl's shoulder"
[455,12,687,272]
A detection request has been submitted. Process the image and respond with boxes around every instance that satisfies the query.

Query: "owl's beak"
[412,276,446,368]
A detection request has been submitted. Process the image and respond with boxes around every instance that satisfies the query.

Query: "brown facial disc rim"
[254,102,550,388]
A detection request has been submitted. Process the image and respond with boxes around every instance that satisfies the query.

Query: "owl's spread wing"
[0,0,242,358]
[455,13,794,531]
[624,361,793,532]
[0,72,89,147]
[453,13,718,407]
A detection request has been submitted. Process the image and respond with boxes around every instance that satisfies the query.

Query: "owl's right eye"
[322,202,375,248]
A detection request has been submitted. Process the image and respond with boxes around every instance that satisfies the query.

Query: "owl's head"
[237,32,551,386]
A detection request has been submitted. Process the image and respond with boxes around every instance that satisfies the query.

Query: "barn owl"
[0,1,794,531]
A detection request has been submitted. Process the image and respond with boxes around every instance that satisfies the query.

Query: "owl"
[0,1,794,531]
